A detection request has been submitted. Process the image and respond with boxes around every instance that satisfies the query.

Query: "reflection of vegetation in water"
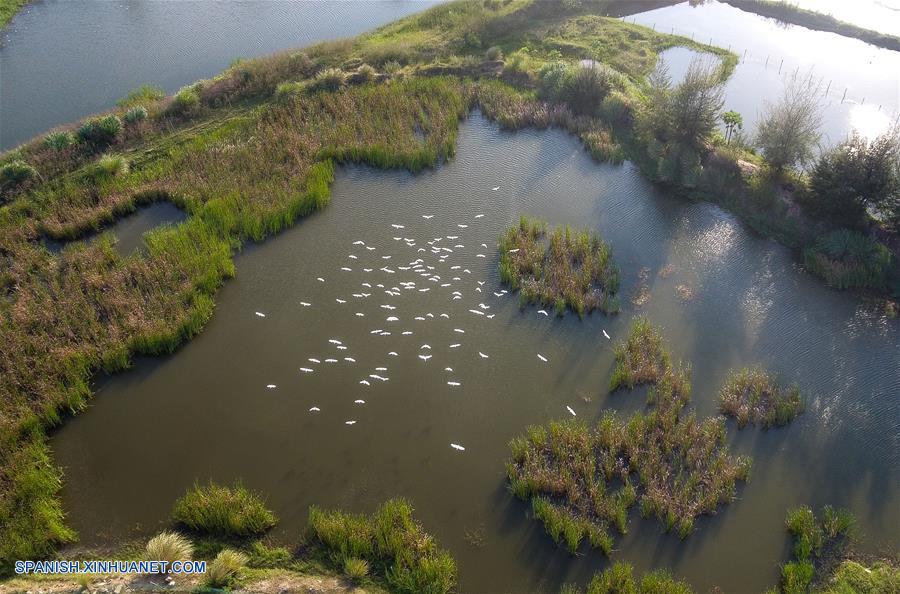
[507,318,750,553]
[719,0,900,52]
[308,498,456,594]
[718,368,803,429]
[171,480,277,537]
[499,217,620,317]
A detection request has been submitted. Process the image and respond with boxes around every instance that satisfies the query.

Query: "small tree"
[723,110,743,143]
[665,58,725,148]
[811,129,900,227]
[756,70,823,170]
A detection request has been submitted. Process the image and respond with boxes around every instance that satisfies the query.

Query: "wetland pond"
[53,113,900,593]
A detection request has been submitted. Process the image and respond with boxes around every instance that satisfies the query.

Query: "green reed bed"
[0,77,470,569]
[171,480,277,537]
[499,216,620,317]
[307,498,456,594]
[718,368,804,429]
[780,505,856,593]
[508,317,750,553]
[560,561,694,594]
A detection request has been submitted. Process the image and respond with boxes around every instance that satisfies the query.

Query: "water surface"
[0,0,440,149]
[53,114,900,593]
[632,0,900,145]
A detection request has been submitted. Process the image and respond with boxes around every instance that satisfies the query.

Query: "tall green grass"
[308,498,456,594]
[499,216,620,317]
[803,229,892,290]
[171,480,277,537]
[718,368,804,428]
[508,318,748,552]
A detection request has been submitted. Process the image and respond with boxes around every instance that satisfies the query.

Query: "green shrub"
[76,115,122,148]
[43,131,75,150]
[0,160,38,190]
[485,46,503,61]
[171,480,277,537]
[310,67,346,92]
[803,229,892,290]
[205,548,248,587]
[145,532,193,570]
[123,105,149,125]
[170,86,200,116]
[560,64,612,117]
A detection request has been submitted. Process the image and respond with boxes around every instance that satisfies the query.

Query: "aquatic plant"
[509,318,748,552]
[308,498,456,594]
[499,217,620,317]
[718,368,804,428]
[803,229,892,290]
[144,532,193,570]
[205,548,249,587]
[780,505,856,593]
[561,561,695,594]
[171,480,277,537]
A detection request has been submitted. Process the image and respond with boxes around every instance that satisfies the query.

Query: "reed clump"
[499,216,620,317]
[780,505,856,593]
[561,561,694,594]
[205,548,249,588]
[803,229,892,290]
[508,318,749,552]
[171,480,277,537]
[718,368,803,428]
[307,498,456,594]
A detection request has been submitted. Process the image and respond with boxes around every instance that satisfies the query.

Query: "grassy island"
[507,318,750,552]
[308,498,456,594]
[0,0,896,575]
[718,367,804,429]
[499,217,620,316]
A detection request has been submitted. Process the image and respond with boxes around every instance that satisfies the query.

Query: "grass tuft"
[145,532,193,570]
[171,480,277,537]
[308,498,456,594]
[205,548,248,588]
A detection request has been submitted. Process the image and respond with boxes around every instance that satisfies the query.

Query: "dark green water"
[53,114,899,593]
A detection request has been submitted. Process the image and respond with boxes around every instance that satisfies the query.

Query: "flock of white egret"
[253,193,613,452]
